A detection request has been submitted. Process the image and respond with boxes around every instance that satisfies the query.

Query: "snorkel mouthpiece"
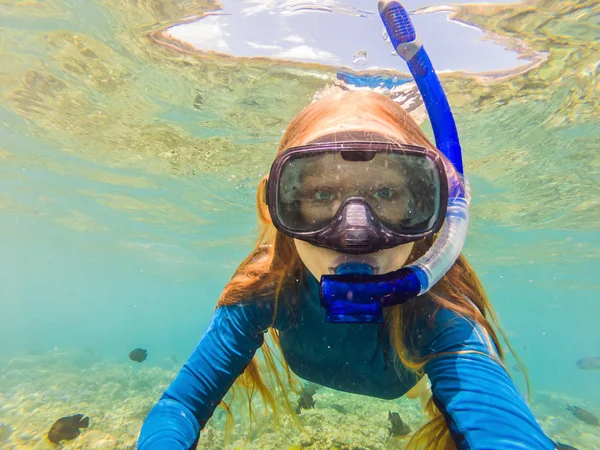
[321,263,421,323]
[334,262,374,276]
[319,0,470,323]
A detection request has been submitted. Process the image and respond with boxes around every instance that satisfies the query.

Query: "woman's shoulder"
[220,278,303,332]
[408,293,498,359]
[411,292,480,325]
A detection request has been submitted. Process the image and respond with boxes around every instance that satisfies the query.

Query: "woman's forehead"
[298,116,408,144]
[307,130,400,145]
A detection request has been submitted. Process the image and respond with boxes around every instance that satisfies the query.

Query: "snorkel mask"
[266,0,470,323]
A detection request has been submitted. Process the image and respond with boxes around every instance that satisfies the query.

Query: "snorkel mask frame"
[265,142,450,254]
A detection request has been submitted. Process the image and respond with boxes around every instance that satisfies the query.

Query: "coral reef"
[0,351,598,449]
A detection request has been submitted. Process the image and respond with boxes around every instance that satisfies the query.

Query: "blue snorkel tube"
[380,0,464,175]
[320,0,471,323]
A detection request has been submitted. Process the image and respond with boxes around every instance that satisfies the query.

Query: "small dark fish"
[47,414,89,443]
[576,357,600,370]
[298,392,315,409]
[567,405,600,426]
[238,98,260,107]
[294,383,317,414]
[512,363,522,373]
[129,348,147,363]
[193,94,204,109]
[554,441,579,450]
[330,404,349,414]
[388,411,411,436]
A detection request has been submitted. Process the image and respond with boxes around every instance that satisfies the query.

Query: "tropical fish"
[298,392,315,409]
[129,348,148,363]
[330,404,349,414]
[294,383,318,414]
[576,357,600,370]
[47,414,89,443]
[193,93,204,109]
[388,411,411,436]
[567,405,599,426]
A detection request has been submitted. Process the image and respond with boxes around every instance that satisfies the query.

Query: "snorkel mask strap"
[320,1,470,323]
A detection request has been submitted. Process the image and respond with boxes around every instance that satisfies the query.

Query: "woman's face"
[290,119,416,279]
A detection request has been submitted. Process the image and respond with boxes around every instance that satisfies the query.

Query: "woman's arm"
[137,301,275,450]
[420,307,555,450]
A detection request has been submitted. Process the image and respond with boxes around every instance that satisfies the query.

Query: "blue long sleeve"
[137,301,275,450]
[420,307,555,449]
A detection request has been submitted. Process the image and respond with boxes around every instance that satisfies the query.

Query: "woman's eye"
[375,187,396,200]
[314,190,333,201]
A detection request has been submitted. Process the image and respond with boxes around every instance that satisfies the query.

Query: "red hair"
[216,90,527,448]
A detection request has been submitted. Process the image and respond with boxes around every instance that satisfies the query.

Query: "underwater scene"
[0,0,599,448]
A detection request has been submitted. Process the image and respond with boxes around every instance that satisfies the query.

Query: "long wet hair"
[215,90,527,449]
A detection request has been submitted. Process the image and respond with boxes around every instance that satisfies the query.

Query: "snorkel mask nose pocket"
[317,200,388,254]
[333,202,374,251]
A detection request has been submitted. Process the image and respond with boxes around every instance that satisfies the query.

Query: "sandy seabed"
[0,351,598,450]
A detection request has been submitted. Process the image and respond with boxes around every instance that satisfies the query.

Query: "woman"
[137,89,557,450]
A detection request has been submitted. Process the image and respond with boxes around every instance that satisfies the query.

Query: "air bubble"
[352,50,368,65]
[382,27,390,45]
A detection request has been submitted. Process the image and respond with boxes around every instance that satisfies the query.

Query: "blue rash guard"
[137,269,555,450]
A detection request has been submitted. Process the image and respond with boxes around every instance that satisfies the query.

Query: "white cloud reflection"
[168,15,231,52]
[273,45,338,61]
[247,41,283,50]
[283,34,305,43]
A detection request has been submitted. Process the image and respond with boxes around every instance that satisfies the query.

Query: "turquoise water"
[0,0,599,448]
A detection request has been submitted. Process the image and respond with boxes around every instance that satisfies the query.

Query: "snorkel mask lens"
[266,142,448,254]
